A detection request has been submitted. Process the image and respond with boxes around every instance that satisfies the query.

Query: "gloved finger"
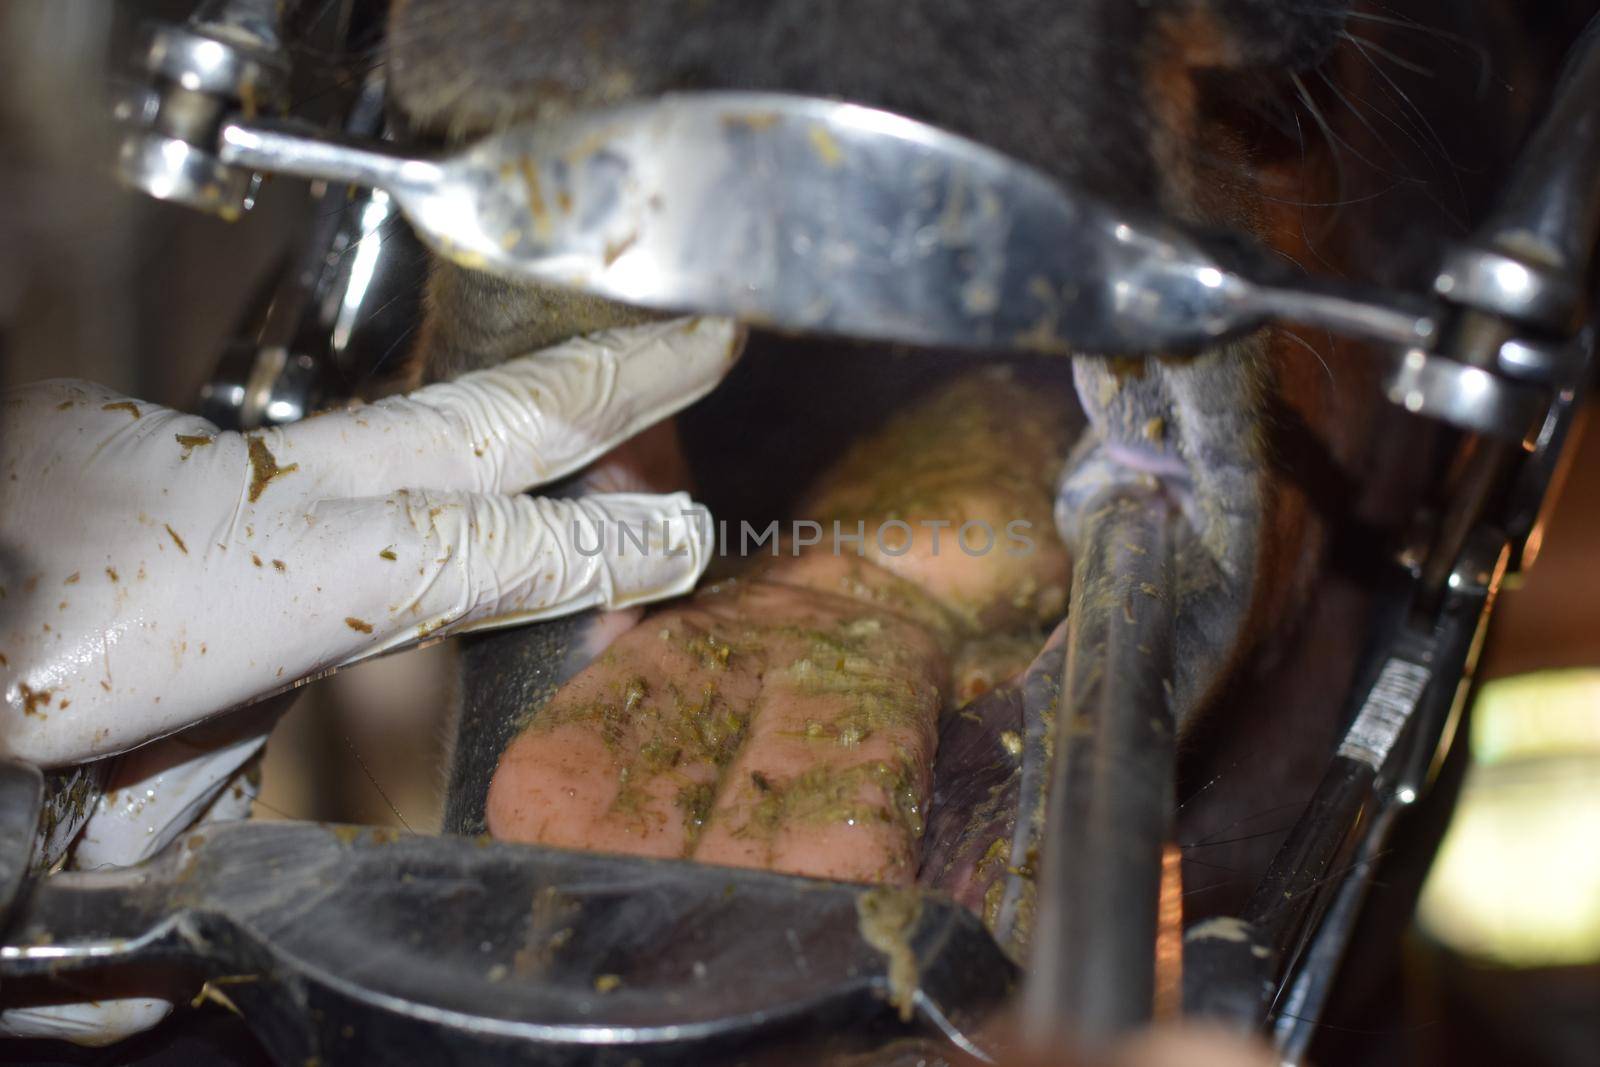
[72,704,275,869]
[0,994,174,1047]
[0,710,275,1045]
[315,489,716,660]
[0,727,268,1047]
[0,491,712,765]
[264,316,743,501]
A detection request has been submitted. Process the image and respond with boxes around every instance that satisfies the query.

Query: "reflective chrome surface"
[216,92,1440,358]
[115,128,259,218]
[112,4,289,218]
[1501,327,1594,575]
[142,21,286,98]
[198,344,321,430]
[1383,348,1547,442]
[1434,245,1579,332]
[1271,531,1508,1065]
[1433,12,1600,333]
[1496,337,1572,383]
[0,822,1014,1063]
[198,72,427,431]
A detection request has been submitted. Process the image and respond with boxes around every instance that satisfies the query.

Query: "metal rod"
[1478,12,1600,293]
[1432,13,1600,331]
[1183,526,1508,1033]
[1270,803,1398,1064]
[1181,632,1433,1027]
[1023,488,1178,1050]
[1246,274,1438,353]
[208,91,1449,361]
[1273,529,1507,1059]
[218,119,440,193]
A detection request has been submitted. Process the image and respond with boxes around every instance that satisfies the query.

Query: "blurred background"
[1,1,1597,1064]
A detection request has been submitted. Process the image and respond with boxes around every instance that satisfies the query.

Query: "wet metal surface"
[0,820,1015,1064]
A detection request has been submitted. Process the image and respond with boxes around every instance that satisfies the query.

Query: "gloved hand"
[0,705,279,1045]
[0,316,741,1044]
[0,315,740,767]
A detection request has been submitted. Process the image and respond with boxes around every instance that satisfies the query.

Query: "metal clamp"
[1435,12,1600,336]
[1382,348,1547,443]
[1397,10,1600,437]
[114,3,290,218]
[196,68,429,431]
[1182,17,1600,1036]
[1432,245,1582,334]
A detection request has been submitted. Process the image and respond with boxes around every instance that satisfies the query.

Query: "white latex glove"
[0,315,739,1045]
[0,315,741,768]
[0,712,270,1045]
